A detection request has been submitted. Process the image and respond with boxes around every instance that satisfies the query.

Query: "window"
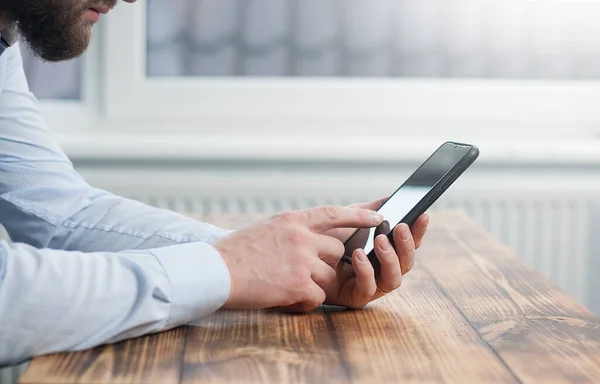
[98,0,600,141]
[146,0,600,79]
[22,0,600,158]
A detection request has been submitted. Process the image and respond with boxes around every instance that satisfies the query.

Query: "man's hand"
[214,206,384,312]
[322,197,429,309]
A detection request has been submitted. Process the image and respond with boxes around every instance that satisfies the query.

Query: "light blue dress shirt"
[0,40,232,366]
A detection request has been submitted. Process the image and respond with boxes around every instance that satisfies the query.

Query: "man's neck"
[0,12,9,33]
[0,12,18,46]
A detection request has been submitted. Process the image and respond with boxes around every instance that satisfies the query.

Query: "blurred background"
[4,0,600,381]
[24,0,600,98]
[16,0,600,318]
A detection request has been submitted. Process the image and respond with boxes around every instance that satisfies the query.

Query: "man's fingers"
[350,196,389,211]
[314,234,345,265]
[374,234,403,293]
[412,213,429,249]
[349,249,377,308]
[310,260,337,290]
[393,223,416,275]
[299,283,327,312]
[305,205,383,233]
[374,220,391,237]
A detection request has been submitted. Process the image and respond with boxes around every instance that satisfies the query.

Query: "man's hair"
[0,0,17,16]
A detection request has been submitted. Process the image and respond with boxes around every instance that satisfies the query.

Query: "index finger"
[349,196,389,211]
[304,205,384,233]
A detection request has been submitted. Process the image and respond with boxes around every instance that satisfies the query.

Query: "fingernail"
[370,212,384,223]
[380,236,391,251]
[357,250,368,263]
[400,225,411,241]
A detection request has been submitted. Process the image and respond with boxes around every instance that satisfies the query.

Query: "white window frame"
[33,1,600,163]
[99,2,600,139]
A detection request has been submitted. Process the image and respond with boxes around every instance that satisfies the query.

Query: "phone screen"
[343,143,472,258]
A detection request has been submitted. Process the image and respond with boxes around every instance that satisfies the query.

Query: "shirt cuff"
[149,242,231,328]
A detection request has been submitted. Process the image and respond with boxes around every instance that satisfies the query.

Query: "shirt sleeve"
[0,239,230,367]
[0,43,232,253]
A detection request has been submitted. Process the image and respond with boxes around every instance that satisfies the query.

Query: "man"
[0,0,429,367]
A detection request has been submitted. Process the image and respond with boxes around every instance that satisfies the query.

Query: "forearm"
[50,188,232,252]
[0,240,230,367]
[0,161,231,253]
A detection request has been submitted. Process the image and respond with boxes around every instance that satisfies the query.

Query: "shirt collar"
[0,24,17,56]
[0,34,9,57]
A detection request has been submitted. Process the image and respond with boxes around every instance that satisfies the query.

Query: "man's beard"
[10,0,116,62]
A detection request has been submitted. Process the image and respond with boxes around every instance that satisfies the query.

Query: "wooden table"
[19,211,600,384]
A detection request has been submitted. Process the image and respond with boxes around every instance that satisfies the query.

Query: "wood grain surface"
[421,211,600,383]
[19,211,600,384]
[182,310,345,384]
[19,327,186,384]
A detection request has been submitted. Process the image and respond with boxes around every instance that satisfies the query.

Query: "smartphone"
[341,141,479,276]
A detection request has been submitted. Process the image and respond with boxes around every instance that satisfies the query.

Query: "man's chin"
[36,47,88,62]
[21,25,93,62]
